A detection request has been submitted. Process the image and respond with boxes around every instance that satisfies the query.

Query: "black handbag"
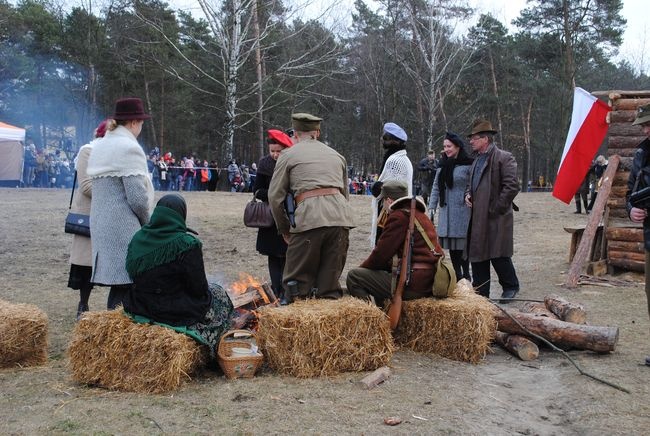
[243,193,274,228]
[64,171,91,237]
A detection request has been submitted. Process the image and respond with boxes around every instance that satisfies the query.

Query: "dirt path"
[0,189,648,434]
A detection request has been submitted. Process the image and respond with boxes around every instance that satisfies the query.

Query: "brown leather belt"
[295,187,340,204]
[396,262,434,274]
[410,262,434,270]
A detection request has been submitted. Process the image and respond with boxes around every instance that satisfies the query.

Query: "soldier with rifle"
[346,180,442,323]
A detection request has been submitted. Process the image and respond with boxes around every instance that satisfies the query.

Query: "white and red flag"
[552,87,611,204]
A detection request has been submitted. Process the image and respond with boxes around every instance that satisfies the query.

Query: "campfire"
[226,273,278,330]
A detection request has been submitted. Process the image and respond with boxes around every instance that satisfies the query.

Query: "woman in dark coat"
[123,193,234,351]
[253,129,293,300]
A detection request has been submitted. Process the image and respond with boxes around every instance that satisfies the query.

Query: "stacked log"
[603,91,649,272]
[494,295,618,359]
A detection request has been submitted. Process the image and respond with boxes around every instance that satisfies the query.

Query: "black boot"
[76,302,89,321]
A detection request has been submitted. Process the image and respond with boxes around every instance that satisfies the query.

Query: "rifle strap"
[414,219,444,258]
[396,198,418,286]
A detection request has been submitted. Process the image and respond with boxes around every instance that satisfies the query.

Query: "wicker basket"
[217,329,264,379]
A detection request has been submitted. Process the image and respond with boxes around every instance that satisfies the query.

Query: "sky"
[169,0,648,73]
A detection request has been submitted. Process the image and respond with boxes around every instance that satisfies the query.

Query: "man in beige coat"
[268,113,355,301]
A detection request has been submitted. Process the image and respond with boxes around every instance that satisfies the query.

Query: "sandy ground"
[0,189,648,435]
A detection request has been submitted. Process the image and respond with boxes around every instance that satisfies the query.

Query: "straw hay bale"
[67,310,208,393]
[257,297,394,378]
[393,279,497,364]
[0,299,48,368]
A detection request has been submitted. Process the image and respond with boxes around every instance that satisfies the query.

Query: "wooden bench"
[564,224,605,263]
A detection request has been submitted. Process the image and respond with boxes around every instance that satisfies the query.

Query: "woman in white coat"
[86,98,154,309]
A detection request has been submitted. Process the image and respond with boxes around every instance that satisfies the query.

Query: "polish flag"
[552,87,611,204]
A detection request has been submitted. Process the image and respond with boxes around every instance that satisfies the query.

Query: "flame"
[230,272,264,295]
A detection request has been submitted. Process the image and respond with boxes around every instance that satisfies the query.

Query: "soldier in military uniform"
[268,113,355,301]
[347,180,441,306]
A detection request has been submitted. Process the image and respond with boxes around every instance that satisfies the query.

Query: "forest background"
[1,0,649,185]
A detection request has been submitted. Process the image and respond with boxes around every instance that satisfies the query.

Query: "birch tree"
[402,0,474,151]
[138,0,348,161]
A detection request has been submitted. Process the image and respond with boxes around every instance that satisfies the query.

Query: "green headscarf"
[125,194,201,278]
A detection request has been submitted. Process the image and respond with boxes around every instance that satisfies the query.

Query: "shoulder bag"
[243,192,274,228]
[64,171,91,237]
[414,219,456,298]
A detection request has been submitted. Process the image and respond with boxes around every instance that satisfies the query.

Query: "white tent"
[0,121,26,185]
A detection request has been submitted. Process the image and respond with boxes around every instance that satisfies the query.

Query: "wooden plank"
[607,249,645,262]
[606,226,644,242]
[608,123,645,137]
[608,240,645,253]
[608,110,636,123]
[357,366,391,389]
[608,217,641,229]
[609,207,629,219]
[608,257,645,272]
[607,90,650,99]
[565,155,619,288]
[607,197,626,208]
[608,135,645,149]
[613,170,631,184]
[611,97,650,111]
[610,185,628,198]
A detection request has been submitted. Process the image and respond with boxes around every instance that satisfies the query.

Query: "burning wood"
[226,273,279,330]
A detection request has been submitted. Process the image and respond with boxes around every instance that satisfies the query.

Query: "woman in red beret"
[253,129,293,303]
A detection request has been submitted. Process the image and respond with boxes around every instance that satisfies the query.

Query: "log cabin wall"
[596,90,650,272]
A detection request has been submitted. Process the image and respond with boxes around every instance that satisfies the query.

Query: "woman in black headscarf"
[123,193,234,351]
[428,132,474,281]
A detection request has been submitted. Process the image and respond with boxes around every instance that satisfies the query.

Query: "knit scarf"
[437,149,473,207]
[125,205,201,278]
[380,144,406,173]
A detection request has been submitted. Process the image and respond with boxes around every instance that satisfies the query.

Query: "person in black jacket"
[123,193,234,351]
[626,103,650,367]
[253,129,294,302]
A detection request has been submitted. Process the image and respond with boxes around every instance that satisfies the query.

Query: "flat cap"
[633,103,650,126]
[292,112,322,131]
[381,179,409,200]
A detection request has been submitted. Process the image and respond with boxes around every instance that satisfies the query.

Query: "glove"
[371,181,383,197]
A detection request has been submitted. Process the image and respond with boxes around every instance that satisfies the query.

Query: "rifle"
[388,197,417,330]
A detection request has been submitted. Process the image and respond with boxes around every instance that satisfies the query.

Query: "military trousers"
[283,226,349,300]
[346,267,392,306]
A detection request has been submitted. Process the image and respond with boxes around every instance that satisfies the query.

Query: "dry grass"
[256,297,394,377]
[0,299,48,368]
[67,309,208,393]
[393,279,497,363]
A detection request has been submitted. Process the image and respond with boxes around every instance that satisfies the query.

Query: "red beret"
[267,129,293,148]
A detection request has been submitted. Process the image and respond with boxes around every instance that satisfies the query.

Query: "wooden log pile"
[599,90,649,272]
[493,294,618,361]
